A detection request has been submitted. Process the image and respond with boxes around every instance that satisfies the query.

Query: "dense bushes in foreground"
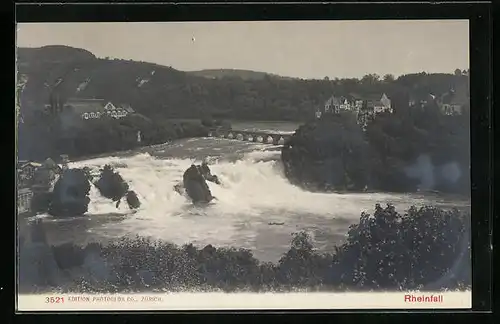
[19,204,471,293]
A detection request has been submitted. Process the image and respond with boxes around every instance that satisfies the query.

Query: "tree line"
[17,109,228,162]
[18,46,469,123]
[282,103,470,195]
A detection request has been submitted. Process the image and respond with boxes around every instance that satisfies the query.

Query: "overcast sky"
[16,20,469,79]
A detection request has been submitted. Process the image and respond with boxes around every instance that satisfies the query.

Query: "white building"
[60,98,135,121]
[18,188,33,215]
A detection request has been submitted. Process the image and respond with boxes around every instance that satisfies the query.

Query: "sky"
[16,20,469,80]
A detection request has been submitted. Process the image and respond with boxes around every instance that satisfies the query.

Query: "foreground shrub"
[331,204,470,290]
[20,204,470,293]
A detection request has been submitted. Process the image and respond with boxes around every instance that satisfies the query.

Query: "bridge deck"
[208,129,292,145]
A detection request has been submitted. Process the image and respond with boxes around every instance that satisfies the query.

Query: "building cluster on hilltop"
[316,92,393,129]
[408,80,469,116]
[316,82,469,128]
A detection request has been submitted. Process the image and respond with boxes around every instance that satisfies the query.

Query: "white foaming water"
[63,145,444,261]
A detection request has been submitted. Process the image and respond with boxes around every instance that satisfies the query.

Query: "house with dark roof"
[354,93,392,130]
[64,98,107,120]
[323,95,353,114]
[347,93,364,112]
[409,93,437,109]
[437,82,469,116]
[438,91,464,115]
[17,160,41,216]
[59,98,136,121]
[363,93,392,114]
[17,161,42,189]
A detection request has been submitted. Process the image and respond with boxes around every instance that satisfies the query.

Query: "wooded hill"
[188,69,298,81]
[17,45,469,122]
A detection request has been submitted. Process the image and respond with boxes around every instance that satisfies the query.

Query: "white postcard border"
[18,291,472,311]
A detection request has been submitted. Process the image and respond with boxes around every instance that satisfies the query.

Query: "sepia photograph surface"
[16,20,471,310]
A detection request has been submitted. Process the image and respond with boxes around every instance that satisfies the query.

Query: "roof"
[18,161,42,169]
[325,95,341,106]
[348,93,363,100]
[450,83,469,106]
[64,98,106,114]
[409,93,435,102]
[42,158,58,169]
[18,188,32,194]
[439,91,455,105]
[117,103,135,113]
[365,94,384,102]
[449,93,468,106]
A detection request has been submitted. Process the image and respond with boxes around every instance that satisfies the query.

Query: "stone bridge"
[208,129,292,145]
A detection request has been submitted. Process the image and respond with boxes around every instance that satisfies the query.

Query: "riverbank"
[19,204,471,294]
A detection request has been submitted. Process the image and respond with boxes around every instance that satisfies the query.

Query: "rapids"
[22,136,469,262]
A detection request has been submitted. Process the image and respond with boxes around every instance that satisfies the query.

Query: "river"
[21,121,470,263]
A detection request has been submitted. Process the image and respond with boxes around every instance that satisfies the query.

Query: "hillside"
[188,69,297,81]
[17,45,96,66]
[16,45,469,122]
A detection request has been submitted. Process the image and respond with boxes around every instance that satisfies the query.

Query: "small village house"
[31,158,62,192]
[17,161,41,188]
[437,82,469,116]
[60,98,135,121]
[317,93,392,129]
[18,188,33,216]
[347,93,364,113]
[355,93,392,129]
[323,95,354,114]
[409,93,437,110]
[49,98,136,127]
[17,161,41,216]
[324,95,340,114]
[17,158,63,216]
[364,93,392,114]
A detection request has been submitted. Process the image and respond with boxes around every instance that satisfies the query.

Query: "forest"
[18,46,469,122]
[17,110,227,161]
[282,105,470,195]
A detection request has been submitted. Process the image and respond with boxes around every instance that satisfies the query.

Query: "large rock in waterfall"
[281,114,372,192]
[125,190,141,209]
[182,164,215,205]
[48,168,91,217]
[93,165,130,204]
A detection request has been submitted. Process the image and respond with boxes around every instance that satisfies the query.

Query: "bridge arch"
[208,129,291,146]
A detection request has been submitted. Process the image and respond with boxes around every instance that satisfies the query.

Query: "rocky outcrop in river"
[94,165,141,209]
[94,165,129,202]
[182,164,215,205]
[48,168,91,217]
[281,115,372,192]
